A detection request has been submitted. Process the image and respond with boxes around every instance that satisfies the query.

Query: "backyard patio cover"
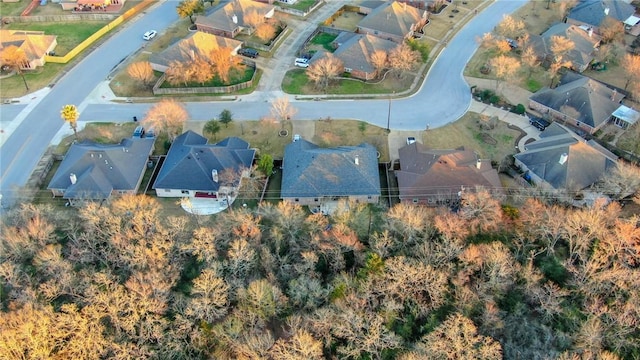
[624,15,640,26]
[612,105,640,126]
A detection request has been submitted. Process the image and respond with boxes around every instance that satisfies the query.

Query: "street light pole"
[386,92,393,132]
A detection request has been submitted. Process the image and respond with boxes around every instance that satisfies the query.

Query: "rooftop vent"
[70,173,77,185]
[355,155,359,165]
[559,153,568,165]
[232,14,238,24]
[604,7,609,16]
[212,169,219,182]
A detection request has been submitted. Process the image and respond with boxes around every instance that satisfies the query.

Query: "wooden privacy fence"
[152,62,257,95]
[43,0,153,64]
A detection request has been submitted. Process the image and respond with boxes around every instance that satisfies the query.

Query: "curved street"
[0,0,527,207]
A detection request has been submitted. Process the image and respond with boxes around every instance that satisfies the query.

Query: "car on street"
[133,126,145,138]
[406,136,416,145]
[294,58,309,68]
[238,48,259,58]
[143,30,157,40]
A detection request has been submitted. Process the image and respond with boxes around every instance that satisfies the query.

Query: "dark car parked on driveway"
[528,115,551,131]
[238,48,259,58]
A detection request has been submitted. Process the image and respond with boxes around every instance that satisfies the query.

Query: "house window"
[181,190,189,194]
[164,189,171,192]
[345,68,352,73]
[374,30,378,35]
[367,195,372,200]
[427,198,434,204]
[294,198,299,202]
[413,198,419,204]
[314,198,318,202]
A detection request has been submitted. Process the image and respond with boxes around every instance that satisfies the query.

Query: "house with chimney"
[152,131,255,201]
[514,123,617,192]
[47,137,155,204]
[527,23,600,73]
[395,143,502,206]
[195,0,275,38]
[566,0,636,35]
[281,139,380,214]
[356,1,429,43]
[149,31,242,72]
[528,72,624,134]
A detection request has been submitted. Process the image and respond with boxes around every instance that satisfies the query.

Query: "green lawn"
[6,21,109,55]
[282,69,412,95]
[0,62,66,99]
[310,32,337,51]
[0,1,25,16]
[280,0,317,11]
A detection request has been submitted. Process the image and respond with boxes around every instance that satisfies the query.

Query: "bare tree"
[550,35,575,62]
[243,9,264,29]
[255,23,276,43]
[478,32,496,49]
[306,53,343,91]
[0,45,29,90]
[187,57,214,85]
[165,61,190,86]
[269,329,324,360]
[143,99,189,139]
[621,54,640,98]
[127,61,155,88]
[599,16,625,44]
[521,45,540,76]
[185,267,229,324]
[595,161,640,199]
[416,313,503,359]
[270,97,297,125]
[210,47,242,83]
[388,43,420,78]
[370,49,388,77]
[176,0,203,23]
[547,56,571,87]
[495,14,525,39]
[488,55,521,90]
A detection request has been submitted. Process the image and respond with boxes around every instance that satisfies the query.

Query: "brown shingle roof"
[0,30,56,62]
[357,1,426,39]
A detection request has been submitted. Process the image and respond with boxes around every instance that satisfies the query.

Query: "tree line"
[1,189,639,359]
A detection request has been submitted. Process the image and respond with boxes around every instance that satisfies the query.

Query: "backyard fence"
[243,24,289,52]
[152,62,257,96]
[2,13,118,23]
[275,0,324,18]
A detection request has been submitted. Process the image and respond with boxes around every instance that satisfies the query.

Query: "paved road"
[82,0,527,131]
[0,1,180,207]
[0,0,527,208]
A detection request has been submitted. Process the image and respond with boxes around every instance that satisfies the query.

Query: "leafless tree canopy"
[306,53,343,91]
[1,188,640,359]
[143,98,189,138]
[127,61,155,88]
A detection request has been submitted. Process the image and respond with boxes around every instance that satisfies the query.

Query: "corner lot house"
[328,33,398,80]
[529,72,624,134]
[0,30,57,69]
[153,131,255,201]
[281,140,380,213]
[48,138,155,204]
[395,143,502,206]
[195,0,275,38]
[528,23,600,73]
[149,31,242,72]
[514,123,617,191]
[357,1,428,43]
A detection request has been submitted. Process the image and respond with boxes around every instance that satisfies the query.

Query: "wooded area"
[1,191,638,359]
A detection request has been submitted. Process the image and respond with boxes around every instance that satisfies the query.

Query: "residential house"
[566,0,635,34]
[0,30,57,69]
[395,144,502,206]
[315,33,397,80]
[57,0,125,11]
[528,23,600,73]
[529,72,624,134]
[514,123,617,191]
[153,131,255,201]
[195,0,275,38]
[281,139,380,212]
[47,137,155,204]
[149,31,242,72]
[356,0,386,14]
[357,1,428,43]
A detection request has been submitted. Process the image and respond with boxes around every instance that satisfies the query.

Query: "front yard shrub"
[489,95,500,104]
[514,103,526,114]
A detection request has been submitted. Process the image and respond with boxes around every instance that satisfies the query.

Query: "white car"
[294,58,309,68]
[406,136,416,145]
[143,30,157,41]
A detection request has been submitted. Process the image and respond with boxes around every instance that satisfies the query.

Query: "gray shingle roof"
[47,138,155,200]
[395,144,502,200]
[153,131,255,191]
[149,31,242,69]
[529,23,600,70]
[195,0,274,33]
[514,124,617,190]
[333,34,397,74]
[281,140,381,198]
[357,1,426,39]
[568,0,635,27]
[529,72,624,128]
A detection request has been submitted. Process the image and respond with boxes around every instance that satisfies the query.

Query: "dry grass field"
[313,119,389,160]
